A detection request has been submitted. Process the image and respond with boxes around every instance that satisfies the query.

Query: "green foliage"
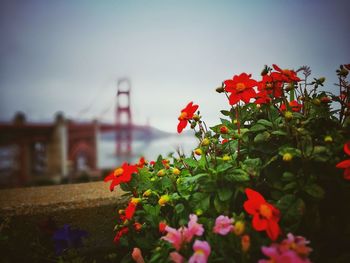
[107,65,350,263]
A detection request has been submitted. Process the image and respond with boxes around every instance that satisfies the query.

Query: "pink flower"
[186,214,204,241]
[131,247,145,263]
[259,233,312,263]
[162,226,187,251]
[189,240,211,263]
[213,215,234,235]
[169,251,185,263]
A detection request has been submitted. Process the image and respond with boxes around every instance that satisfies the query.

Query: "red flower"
[336,142,350,180]
[271,64,300,83]
[243,188,281,241]
[159,222,167,233]
[224,73,258,105]
[104,163,138,191]
[125,202,137,220]
[114,226,129,245]
[280,100,302,112]
[257,74,283,99]
[137,157,146,168]
[220,125,229,134]
[177,102,199,133]
[255,89,272,105]
[134,222,142,231]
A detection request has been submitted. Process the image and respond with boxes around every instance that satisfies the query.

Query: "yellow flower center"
[259,204,272,219]
[266,82,273,89]
[282,69,292,77]
[178,111,188,120]
[114,168,124,177]
[236,82,246,92]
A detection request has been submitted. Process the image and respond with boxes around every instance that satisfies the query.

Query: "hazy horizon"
[1,0,349,132]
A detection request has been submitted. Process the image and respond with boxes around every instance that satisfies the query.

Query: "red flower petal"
[266,219,280,241]
[344,168,350,180]
[229,93,240,105]
[252,215,268,231]
[243,199,259,215]
[344,142,350,156]
[245,188,266,203]
[177,120,187,133]
[336,159,350,169]
[272,64,282,72]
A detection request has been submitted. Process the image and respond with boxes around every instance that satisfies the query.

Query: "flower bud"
[133,222,142,231]
[216,86,225,93]
[118,209,124,215]
[324,135,333,143]
[142,189,152,197]
[234,221,245,236]
[194,148,203,155]
[313,98,321,106]
[159,222,167,233]
[158,195,170,206]
[193,114,201,122]
[241,235,250,252]
[284,111,293,120]
[157,169,165,177]
[317,77,326,85]
[261,65,269,76]
[320,96,331,103]
[172,168,181,175]
[222,155,231,161]
[195,209,203,216]
[220,125,229,134]
[131,197,141,205]
[283,153,293,162]
[201,138,210,146]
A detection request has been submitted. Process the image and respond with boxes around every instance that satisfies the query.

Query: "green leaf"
[183,158,198,168]
[271,130,287,136]
[214,195,229,213]
[282,172,295,181]
[278,146,302,157]
[220,110,231,116]
[217,162,232,173]
[249,123,266,132]
[160,177,174,191]
[257,119,273,128]
[283,182,298,191]
[182,173,208,184]
[304,184,325,199]
[218,188,233,201]
[174,203,185,213]
[225,169,250,182]
[254,131,270,143]
[192,192,210,212]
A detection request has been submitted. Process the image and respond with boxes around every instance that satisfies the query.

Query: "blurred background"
[0,0,349,188]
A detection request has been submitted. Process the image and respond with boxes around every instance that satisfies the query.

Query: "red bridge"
[0,79,151,188]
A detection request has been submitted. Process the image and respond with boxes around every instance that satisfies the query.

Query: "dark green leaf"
[225,169,250,182]
[257,119,273,127]
[254,131,270,143]
[218,188,233,201]
[304,184,325,199]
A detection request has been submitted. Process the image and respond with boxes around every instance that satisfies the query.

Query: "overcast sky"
[0,0,349,132]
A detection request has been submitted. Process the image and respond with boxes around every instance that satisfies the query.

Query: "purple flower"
[52,224,88,255]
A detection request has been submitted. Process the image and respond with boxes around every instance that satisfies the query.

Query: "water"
[98,133,198,169]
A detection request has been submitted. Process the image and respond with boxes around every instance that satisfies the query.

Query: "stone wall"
[0,181,128,262]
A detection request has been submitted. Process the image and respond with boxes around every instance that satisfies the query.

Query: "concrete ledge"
[0,181,123,216]
[0,182,128,262]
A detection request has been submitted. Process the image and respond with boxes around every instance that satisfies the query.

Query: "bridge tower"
[115,78,133,156]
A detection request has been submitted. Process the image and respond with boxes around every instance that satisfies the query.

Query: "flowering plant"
[105,64,350,262]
